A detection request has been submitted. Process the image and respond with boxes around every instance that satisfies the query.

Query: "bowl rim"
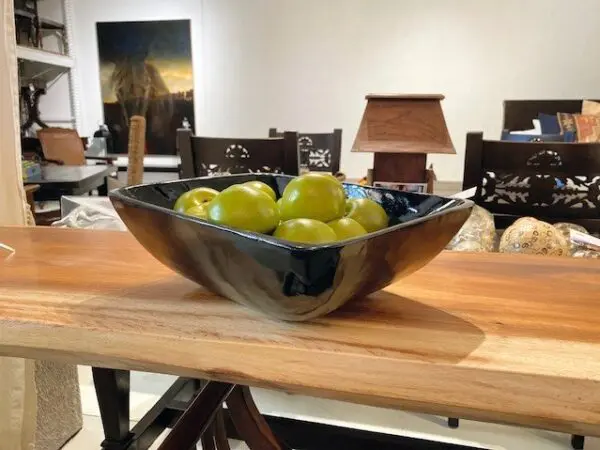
[109,173,473,251]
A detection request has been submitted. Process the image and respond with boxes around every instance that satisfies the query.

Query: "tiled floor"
[63,366,600,450]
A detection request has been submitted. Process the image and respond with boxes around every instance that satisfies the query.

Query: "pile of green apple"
[173,173,389,244]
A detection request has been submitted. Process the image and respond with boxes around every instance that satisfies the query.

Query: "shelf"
[14,8,35,20]
[15,7,65,28]
[16,45,73,69]
[40,17,65,30]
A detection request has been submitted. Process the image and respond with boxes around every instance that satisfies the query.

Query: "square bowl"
[109,174,472,321]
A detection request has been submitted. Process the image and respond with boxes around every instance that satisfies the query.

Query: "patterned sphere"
[499,217,569,256]
[447,205,496,252]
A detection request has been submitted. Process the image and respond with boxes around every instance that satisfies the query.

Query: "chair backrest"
[503,99,600,132]
[463,132,600,231]
[37,127,86,165]
[177,130,299,178]
[269,128,342,173]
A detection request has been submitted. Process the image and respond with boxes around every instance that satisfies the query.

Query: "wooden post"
[127,116,146,186]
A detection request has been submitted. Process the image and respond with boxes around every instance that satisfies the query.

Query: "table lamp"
[351,94,455,192]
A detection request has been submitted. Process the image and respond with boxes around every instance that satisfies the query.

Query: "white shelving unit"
[16,0,78,131]
[16,45,73,69]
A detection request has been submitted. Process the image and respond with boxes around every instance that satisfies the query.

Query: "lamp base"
[373,153,426,183]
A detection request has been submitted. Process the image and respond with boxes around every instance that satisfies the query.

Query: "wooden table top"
[1,227,599,436]
[24,165,114,186]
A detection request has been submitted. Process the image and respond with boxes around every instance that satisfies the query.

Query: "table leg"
[572,434,585,449]
[214,409,232,450]
[98,176,109,196]
[226,386,291,450]
[200,420,217,450]
[89,372,489,450]
[92,367,133,450]
[156,381,235,450]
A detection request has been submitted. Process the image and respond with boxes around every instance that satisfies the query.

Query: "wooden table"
[84,151,182,173]
[23,165,115,200]
[1,227,599,449]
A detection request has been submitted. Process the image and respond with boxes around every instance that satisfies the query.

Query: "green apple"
[273,218,337,244]
[345,198,389,233]
[327,217,367,240]
[207,185,279,233]
[243,180,277,202]
[186,203,208,219]
[280,173,345,223]
[174,187,219,213]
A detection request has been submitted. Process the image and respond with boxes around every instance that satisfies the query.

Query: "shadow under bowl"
[109,174,472,321]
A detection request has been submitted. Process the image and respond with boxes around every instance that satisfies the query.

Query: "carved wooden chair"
[269,128,342,174]
[463,132,600,234]
[462,131,599,449]
[177,130,299,178]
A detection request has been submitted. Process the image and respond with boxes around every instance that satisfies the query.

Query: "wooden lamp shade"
[352,94,455,185]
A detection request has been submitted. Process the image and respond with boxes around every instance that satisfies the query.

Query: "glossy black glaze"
[109,174,472,321]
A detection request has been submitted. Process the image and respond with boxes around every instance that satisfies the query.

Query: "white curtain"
[0,0,38,448]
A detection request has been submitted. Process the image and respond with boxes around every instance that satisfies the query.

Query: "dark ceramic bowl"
[110,174,472,321]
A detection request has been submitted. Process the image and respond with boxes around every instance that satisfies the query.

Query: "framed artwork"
[96,19,194,155]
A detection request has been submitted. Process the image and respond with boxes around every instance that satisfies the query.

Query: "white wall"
[71,0,600,181]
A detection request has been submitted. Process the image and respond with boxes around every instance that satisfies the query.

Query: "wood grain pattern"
[351,95,455,154]
[373,153,426,183]
[1,227,600,436]
[366,94,445,100]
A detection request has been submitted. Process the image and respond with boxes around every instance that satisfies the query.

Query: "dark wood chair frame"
[177,130,299,178]
[269,128,342,174]
[462,132,600,234]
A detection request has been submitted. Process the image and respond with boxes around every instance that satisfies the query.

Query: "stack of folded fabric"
[503,99,600,143]
[549,99,600,142]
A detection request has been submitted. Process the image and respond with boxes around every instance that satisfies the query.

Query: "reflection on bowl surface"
[110,174,472,321]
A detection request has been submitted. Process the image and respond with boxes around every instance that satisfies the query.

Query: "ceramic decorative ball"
[512,216,538,228]
[553,222,589,255]
[447,205,496,252]
[499,217,569,256]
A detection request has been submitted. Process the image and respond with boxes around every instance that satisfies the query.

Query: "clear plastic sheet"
[553,222,589,255]
[446,205,496,252]
[52,205,126,231]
